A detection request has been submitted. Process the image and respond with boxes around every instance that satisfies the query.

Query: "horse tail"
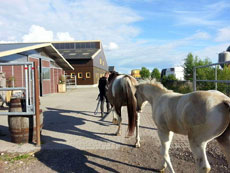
[123,77,137,136]
[216,100,230,163]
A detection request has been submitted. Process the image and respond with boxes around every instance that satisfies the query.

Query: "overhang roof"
[0,43,74,70]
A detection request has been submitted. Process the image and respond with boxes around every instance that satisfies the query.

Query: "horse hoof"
[112,119,118,125]
[160,168,165,173]
[135,143,140,148]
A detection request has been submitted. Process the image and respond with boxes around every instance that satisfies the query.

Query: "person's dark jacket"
[98,77,108,95]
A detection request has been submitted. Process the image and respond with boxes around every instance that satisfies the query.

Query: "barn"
[0,43,74,96]
[52,41,108,86]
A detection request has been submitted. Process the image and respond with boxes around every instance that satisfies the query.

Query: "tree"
[217,65,230,95]
[183,53,196,81]
[140,67,150,79]
[151,68,161,80]
[183,53,212,81]
[166,74,177,81]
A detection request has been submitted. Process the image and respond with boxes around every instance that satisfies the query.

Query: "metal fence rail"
[66,74,77,86]
[0,62,35,115]
[193,60,230,91]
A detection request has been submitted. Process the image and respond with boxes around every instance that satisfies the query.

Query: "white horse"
[135,81,230,173]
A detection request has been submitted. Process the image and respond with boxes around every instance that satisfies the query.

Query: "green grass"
[0,153,33,163]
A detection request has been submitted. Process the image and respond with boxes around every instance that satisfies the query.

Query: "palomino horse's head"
[135,84,147,112]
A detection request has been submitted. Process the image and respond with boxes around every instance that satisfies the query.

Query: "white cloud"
[187,31,211,40]
[22,25,54,42]
[172,1,230,27]
[215,27,230,42]
[194,43,229,62]
[0,0,141,43]
[22,25,75,42]
[104,42,119,51]
[56,32,74,41]
[0,0,229,74]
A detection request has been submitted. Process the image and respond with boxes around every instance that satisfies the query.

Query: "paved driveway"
[0,87,158,152]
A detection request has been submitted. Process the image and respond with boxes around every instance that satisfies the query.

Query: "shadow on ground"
[35,107,160,172]
[36,135,160,173]
[0,125,10,142]
[35,135,119,173]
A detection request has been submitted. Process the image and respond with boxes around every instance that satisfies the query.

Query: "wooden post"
[34,62,41,146]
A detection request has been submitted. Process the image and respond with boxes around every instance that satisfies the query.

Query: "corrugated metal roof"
[0,43,74,70]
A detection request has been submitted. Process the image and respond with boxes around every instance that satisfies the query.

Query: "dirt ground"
[0,136,229,173]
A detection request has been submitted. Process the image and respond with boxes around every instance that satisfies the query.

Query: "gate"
[193,60,230,91]
[0,62,41,145]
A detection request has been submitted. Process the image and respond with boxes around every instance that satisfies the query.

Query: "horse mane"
[108,71,119,83]
[139,79,173,93]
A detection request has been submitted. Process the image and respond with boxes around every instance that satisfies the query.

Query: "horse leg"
[115,106,122,136]
[111,107,119,125]
[158,130,174,173]
[216,125,230,165]
[135,112,140,148]
[189,139,210,173]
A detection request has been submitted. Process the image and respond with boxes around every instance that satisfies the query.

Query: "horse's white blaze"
[112,75,124,97]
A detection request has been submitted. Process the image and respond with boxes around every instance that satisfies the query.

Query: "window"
[90,42,96,48]
[70,73,75,78]
[80,43,86,48]
[42,67,50,80]
[59,43,64,49]
[100,58,102,64]
[86,72,91,78]
[75,43,80,48]
[103,61,104,66]
[78,72,83,78]
[86,43,90,48]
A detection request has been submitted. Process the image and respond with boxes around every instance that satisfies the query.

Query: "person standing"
[98,72,110,117]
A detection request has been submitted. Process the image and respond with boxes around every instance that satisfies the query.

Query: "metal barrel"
[8,98,43,143]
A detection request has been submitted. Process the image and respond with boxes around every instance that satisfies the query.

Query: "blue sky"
[0,0,230,73]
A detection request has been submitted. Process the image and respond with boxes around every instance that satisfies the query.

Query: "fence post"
[215,65,217,90]
[34,62,41,146]
[193,67,196,91]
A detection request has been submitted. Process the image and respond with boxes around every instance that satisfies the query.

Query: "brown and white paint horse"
[135,81,230,173]
[107,72,140,147]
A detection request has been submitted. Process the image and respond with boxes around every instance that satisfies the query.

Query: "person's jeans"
[100,94,110,115]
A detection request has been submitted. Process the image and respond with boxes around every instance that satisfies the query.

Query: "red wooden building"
[0,43,74,96]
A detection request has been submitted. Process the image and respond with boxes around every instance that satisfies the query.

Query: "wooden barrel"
[8,98,43,143]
